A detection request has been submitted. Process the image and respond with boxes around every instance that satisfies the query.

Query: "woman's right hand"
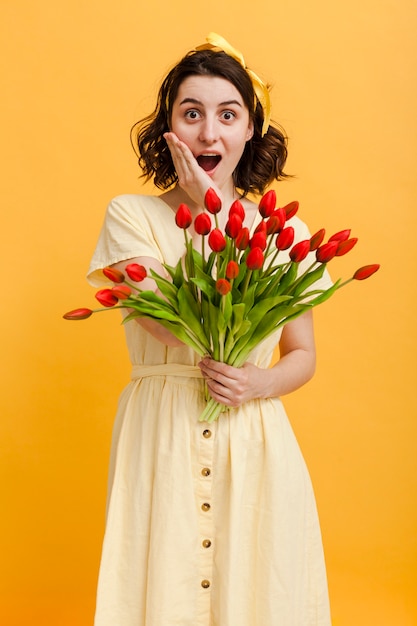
[164,131,223,208]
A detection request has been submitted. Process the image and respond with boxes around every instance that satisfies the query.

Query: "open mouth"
[196,154,221,172]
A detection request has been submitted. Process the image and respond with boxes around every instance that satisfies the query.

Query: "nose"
[198,117,219,144]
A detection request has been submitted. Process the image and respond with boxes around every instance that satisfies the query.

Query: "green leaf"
[230,302,246,333]
[223,293,233,327]
[177,284,212,353]
[292,264,326,297]
[276,262,298,294]
[190,277,216,300]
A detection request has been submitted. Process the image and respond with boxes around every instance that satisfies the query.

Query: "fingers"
[163,133,223,208]
[164,132,200,183]
[198,358,249,407]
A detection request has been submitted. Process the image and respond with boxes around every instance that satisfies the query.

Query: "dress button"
[201,579,210,588]
[201,502,211,512]
[202,539,212,548]
[202,429,212,438]
[201,467,211,477]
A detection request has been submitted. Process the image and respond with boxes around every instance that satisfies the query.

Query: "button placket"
[196,422,215,620]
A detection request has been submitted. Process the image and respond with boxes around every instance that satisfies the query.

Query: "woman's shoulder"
[104,193,173,224]
[106,193,166,212]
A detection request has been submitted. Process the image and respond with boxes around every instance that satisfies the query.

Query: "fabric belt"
[131,363,204,380]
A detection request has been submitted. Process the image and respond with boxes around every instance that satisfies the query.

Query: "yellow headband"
[195,32,271,137]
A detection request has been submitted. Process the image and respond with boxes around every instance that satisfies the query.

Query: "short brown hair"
[131,49,289,196]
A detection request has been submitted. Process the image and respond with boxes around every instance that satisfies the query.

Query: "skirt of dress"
[93,363,331,626]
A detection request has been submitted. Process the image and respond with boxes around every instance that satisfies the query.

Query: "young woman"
[87,33,332,626]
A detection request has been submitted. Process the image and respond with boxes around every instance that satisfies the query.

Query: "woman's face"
[170,75,254,190]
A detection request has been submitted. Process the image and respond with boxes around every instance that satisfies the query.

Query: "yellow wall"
[1,1,416,624]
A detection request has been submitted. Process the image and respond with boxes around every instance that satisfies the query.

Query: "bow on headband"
[196,32,271,137]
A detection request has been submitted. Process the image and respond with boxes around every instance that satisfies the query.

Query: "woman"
[87,33,332,626]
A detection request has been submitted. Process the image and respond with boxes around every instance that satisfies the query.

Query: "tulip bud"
[266,215,281,235]
[336,237,358,256]
[328,229,351,242]
[229,199,245,221]
[250,231,267,251]
[353,264,380,280]
[95,289,119,307]
[289,240,311,263]
[111,285,132,300]
[125,263,147,282]
[316,241,339,263]
[246,247,264,270]
[225,213,242,239]
[208,228,226,252]
[175,203,192,229]
[276,226,295,251]
[216,278,231,295]
[258,189,276,218]
[235,227,250,250]
[102,266,125,283]
[309,228,326,251]
[226,260,239,279]
[254,220,267,235]
[204,188,222,214]
[63,308,93,320]
[282,201,299,220]
[271,208,286,230]
[194,212,212,235]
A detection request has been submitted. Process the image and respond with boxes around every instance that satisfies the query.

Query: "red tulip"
[175,203,192,229]
[309,228,326,251]
[289,240,311,263]
[250,231,267,251]
[112,285,132,300]
[194,212,212,235]
[102,266,125,283]
[229,199,245,221]
[254,220,267,235]
[271,208,286,229]
[63,308,93,320]
[95,289,119,307]
[328,229,351,242]
[258,189,276,218]
[266,214,282,235]
[125,263,147,282]
[235,227,250,250]
[226,260,239,279]
[225,213,242,238]
[336,237,358,256]
[316,241,339,263]
[216,278,231,295]
[246,247,264,270]
[208,228,226,252]
[282,201,299,220]
[204,188,222,214]
[276,226,295,251]
[353,264,380,280]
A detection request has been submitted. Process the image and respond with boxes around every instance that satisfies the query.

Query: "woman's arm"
[111,256,184,347]
[198,310,316,407]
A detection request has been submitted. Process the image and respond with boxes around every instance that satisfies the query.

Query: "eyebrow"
[179,97,242,107]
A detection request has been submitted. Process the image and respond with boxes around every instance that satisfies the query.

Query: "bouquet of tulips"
[64,188,379,422]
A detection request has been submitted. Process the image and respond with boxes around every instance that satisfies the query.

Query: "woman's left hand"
[198,358,265,407]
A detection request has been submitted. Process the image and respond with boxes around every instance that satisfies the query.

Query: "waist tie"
[131,363,204,380]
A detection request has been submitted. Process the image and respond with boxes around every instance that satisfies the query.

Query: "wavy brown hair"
[131,49,289,196]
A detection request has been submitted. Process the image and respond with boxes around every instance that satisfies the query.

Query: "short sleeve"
[86,195,165,287]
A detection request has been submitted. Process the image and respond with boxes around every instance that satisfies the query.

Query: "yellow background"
[1,1,416,624]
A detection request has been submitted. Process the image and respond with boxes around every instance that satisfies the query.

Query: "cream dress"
[87,194,332,626]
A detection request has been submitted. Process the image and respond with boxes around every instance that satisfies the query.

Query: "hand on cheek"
[164,132,223,207]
